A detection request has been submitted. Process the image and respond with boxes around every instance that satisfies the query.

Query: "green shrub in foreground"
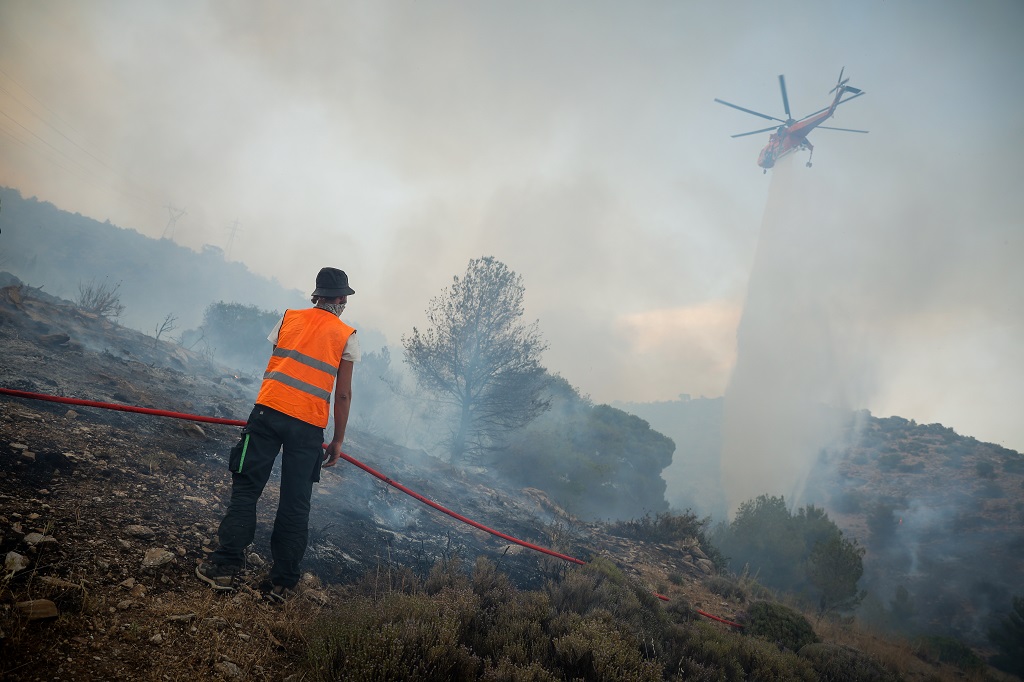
[743,600,819,651]
[305,557,841,681]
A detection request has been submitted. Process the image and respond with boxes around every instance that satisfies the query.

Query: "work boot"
[265,584,296,605]
[195,561,237,591]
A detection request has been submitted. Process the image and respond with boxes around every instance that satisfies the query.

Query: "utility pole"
[162,204,186,240]
[225,218,242,260]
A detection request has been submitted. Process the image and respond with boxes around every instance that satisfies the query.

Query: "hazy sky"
[2,1,1022,453]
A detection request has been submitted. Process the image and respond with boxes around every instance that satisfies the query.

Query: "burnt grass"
[0,284,1006,681]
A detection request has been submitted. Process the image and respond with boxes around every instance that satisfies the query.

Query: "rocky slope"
[0,283,723,681]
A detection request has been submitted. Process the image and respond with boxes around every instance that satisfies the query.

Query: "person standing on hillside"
[196,267,359,602]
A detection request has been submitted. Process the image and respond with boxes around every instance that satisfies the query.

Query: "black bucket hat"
[312,267,355,297]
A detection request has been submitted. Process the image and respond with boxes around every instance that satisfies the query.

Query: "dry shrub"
[661,620,818,681]
[75,278,125,319]
[468,558,551,668]
[305,588,481,680]
[798,642,903,681]
[706,575,749,603]
[547,556,666,644]
[552,610,663,681]
[424,554,469,595]
[480,658,559,682]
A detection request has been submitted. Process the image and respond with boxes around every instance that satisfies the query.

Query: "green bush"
[912,635,985,673]
[989,595,1024,676]
[743,601,819,652]
[798,643,902,681]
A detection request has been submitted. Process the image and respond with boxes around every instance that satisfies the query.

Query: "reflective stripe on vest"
[255,308,355,427]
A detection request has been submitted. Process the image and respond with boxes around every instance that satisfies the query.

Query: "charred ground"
[0,283,723,680]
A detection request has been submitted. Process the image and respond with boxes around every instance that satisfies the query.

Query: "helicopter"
[715,68,868,172]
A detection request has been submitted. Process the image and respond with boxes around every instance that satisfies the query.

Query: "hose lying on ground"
[0,386,743,628]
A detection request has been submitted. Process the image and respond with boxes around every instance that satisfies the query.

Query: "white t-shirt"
[267,314,361,363]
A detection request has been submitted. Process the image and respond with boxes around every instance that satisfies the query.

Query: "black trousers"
[211,404,324,588]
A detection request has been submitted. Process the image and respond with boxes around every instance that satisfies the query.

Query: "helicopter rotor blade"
[731,125,782,138]
[778,75,791,119]
[714,98,786,122]
[800,91,865,120]
[829,66,848,94]
[817,126,869,134]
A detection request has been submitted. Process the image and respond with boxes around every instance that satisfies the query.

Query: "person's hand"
[323,439,345,467]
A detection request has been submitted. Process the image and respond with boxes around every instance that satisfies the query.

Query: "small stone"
[215,661,243,679]
[125,525,156,539]
[39,576,83,592]
[10,443,28,451]
[117,600,134,610]
[23,532,56,547]
[5,551,30,574]
[142,548,175,568]
[181,423,206,439]
[20,451,35,462]
[65,409,79,419]
[120,577,136,588]
[149,633,163,644]
[130,584,147,598]
[16,599,58,620]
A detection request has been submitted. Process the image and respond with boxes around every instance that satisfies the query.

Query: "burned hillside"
[0,281,726,680]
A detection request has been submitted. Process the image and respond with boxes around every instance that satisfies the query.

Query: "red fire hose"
[0,386,743,629]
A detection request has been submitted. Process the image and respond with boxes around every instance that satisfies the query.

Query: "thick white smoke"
[720,155,877,513]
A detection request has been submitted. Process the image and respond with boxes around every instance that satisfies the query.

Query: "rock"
[149,633,163,644]
[142,548,175,568]
[166,613,196,623]
[23,532,56,547]
[215,661,243,678]
[5,551,30,574]
[64,409,79,419]
[38,333,71,346]
[181,423,206,439]
[20,451,36,462]
[125,524,156,539]
[695,558,716,575]
[39,576,84,592]
[16,599,58,620]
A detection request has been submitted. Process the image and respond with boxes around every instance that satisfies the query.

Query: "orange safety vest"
[255,308,355,428]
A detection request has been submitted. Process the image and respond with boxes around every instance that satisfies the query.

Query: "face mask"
[317,301,346,317]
